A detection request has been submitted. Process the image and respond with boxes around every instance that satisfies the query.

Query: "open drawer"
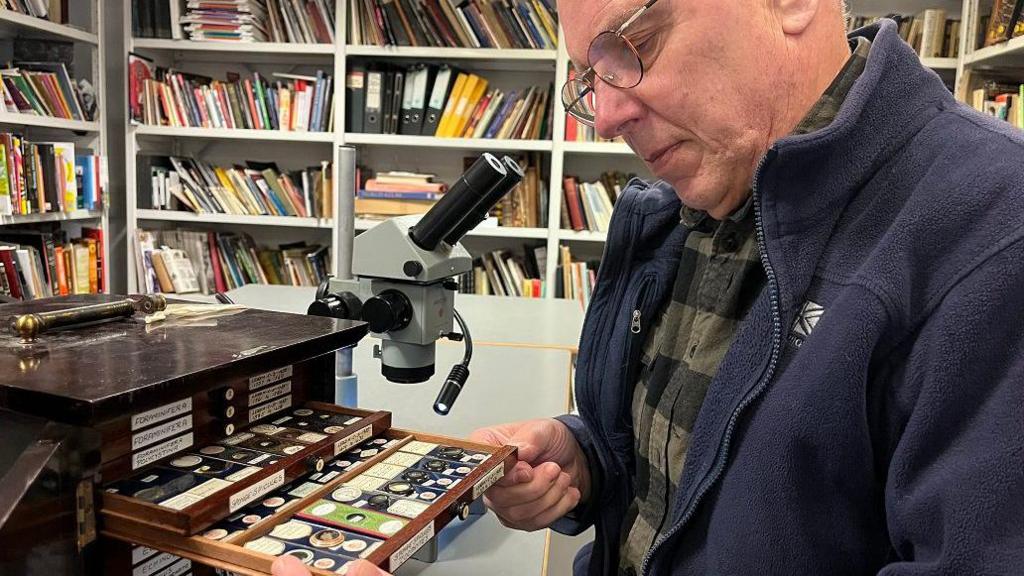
[101,428,517,574]
[100,403,392,536]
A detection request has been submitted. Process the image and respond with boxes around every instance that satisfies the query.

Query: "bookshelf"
[120,0,628,299]
[0,2,109,296]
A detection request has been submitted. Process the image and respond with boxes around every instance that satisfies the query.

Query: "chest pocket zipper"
[630,310,642,334]
[614,275,660,438]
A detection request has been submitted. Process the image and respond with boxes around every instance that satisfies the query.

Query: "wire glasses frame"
[561,0,661,127]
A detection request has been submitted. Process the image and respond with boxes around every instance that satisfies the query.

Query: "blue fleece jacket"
[555,20,1024,576]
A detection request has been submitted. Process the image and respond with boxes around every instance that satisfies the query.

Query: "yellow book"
[213,167,250,214]
[279,87,292,131]
[451,76,488,139]
[434,73,469,137]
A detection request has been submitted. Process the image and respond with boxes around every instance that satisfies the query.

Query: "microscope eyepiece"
[443,155,526,246]
[409,153,507,251]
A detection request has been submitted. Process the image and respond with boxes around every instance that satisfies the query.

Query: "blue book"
[358,189,443,201]
[458,3,493,48]
[515,1,547,49]
[74,155,95,210]
[484,91,519,139]
[310,71,325,132]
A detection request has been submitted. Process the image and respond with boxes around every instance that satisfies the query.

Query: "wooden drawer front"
[102,429,517,575]
[100,403,392,536]
[98,359,331,479]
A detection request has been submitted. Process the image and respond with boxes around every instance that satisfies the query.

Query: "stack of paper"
[181,0,270,42]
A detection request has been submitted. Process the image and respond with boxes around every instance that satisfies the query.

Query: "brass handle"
[9,295,167,343]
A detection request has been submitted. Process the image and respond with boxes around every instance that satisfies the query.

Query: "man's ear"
[774,0,819,35]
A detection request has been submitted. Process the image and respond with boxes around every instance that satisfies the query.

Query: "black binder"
[363,68,384,134]
[388,69,404,135]
[346,65,366,133]
[400,65,431,135]
[420,65,455,136]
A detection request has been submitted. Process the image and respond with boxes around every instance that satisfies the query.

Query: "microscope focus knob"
[362,290,413,334]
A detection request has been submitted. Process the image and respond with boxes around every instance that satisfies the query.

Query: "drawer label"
[132,433,193,470]
[249,365,293,391]
[131,415,193,451]
[333,425,372,456]
[248,381,292,406]
[133,552,177,576]
[131,398,192,431]
[131,546,158,566]
[155,559,192,576]
[473,462,505,500]
[390,521,435,569]
[229,470,285,513]
[248,395,292,423]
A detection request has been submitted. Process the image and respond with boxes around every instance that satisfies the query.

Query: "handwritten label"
[249,395,292,423]
[473,462,505,500]
[334,426,372,456]
[133,552,177,576]
[131,398,192,431]
[132,433,193,470]
[131,415,193,451]
[389,522,435,569]
[157,559,192,576]
[249,365,293,391]
[131,546,158,566]
[229,470,285,513]
[248,381,292,406]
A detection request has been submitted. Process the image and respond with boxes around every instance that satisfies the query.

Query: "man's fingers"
[271,555,311,576]
[494,461,534,487]
[468,427,506,446]
[486,462,561,506]
[346,559,391,576]
[526,487,582,530]
[498,472,571,524]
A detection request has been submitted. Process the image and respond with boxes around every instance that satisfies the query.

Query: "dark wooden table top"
[0,295,368,425]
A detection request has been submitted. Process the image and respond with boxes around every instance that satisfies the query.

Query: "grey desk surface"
[218,285,591,575]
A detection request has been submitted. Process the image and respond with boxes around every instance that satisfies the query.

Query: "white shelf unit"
[121,1,641,297]
[0,5,109,294]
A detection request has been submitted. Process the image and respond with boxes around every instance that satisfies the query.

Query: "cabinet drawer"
[102,428,516,574]
[101,403,392,535]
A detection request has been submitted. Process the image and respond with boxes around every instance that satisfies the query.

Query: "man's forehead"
[560,0,636,60]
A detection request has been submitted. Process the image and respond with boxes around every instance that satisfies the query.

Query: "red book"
[305,2,332,42]
[562,177,585,231]
[208,231,227,293]
[53,245,68,296]
[532,278,541,298]
[243,79,262,130]
[0,248,22,299]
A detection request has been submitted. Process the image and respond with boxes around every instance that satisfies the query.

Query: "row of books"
[848,12,960,59]
[1,0,67,23]
[352,154,545,228]
[346,63,552,139]
[130,58,335,132]
[0,135,105,216]
[133,0,337,43]
[970,81,1024,128]
[458,246,545,297]
[1,62,95,122]
[349,0,557,49]
[560,172,630,233]
[141,155,334,219]
[557,244,598,308]
[0,226,104,300]
[136,228,331,295]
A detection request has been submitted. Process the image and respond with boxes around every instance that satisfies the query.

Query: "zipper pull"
[630,310,642,334]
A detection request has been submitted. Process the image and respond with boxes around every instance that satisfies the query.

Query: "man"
[277,0,1024,575]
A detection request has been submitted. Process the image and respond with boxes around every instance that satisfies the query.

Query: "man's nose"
[592,80,644,140]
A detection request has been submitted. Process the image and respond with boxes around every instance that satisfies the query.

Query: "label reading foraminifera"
[473,462,505,500]
[249,365,293,391]
[131,398,192,431]
[131,415,193,451]
[132,433,194,470]
[333,425,372,456]
[389,522,435,568]
[229,470,285,512]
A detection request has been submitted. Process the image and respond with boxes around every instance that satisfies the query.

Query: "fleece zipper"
[639,149,785,576]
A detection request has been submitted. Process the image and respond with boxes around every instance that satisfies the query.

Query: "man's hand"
[469,418,589,532]
[271,556,390,576]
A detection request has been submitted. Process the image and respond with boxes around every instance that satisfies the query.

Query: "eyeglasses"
[561,0,661,127]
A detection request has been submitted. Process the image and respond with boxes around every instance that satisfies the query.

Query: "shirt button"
[722,235,739,252]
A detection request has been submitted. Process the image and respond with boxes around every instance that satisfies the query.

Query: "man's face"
[560,0,786,218]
